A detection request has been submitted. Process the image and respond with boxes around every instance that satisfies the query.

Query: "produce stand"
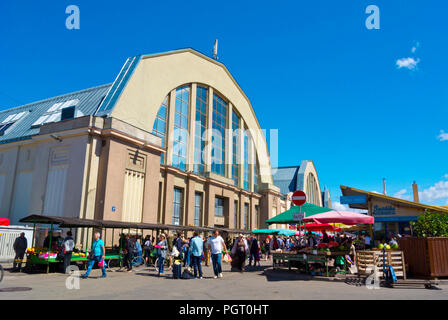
[265,204,376,279]
[18,216,124,273]
[19,214,247,274]
[272,250,349,277]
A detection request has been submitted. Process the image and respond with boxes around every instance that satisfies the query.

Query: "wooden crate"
[357,250,406,280]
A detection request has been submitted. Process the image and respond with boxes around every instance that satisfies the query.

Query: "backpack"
[64,238,75,252]
[181,268,195,279]
[273,239,279,250]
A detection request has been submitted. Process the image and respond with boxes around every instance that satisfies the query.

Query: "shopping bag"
[223,253,232,263]
[98,259,106,268]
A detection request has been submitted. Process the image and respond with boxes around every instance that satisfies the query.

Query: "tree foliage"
[411,210,448,238]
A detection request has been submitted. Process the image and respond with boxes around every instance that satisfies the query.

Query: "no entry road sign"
[292,190,307,206]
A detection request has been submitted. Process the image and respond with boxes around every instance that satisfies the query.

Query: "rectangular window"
[0,122,14,136]
[173,187,184,226]
[234,200,239,229]
[253,159,259,192]
[211,93,227,176]
[172,86,190,170]
[243,130,249,190]
[194,192,203,227]
[152,96,169,164]
[0,111,28,136]
[231,111,239,186]
[215,197,224,217]
[244,203,249,230]
[193,86,207,174]
[31,99,78,128]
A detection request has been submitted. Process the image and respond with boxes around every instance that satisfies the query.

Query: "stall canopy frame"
[19,215,251,235]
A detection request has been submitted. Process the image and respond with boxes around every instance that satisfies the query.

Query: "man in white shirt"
[208,230,227,279]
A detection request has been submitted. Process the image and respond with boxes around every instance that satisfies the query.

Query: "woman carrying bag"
[156,234,168,276]
[231,234,249,272]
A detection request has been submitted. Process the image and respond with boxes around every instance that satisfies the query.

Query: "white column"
[166,90,176,166]
[187,84,197,172]
[205,87,213,173]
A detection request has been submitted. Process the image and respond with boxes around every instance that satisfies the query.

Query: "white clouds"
[438,130,448,141]
[393,189,410,200]
[419,180,448,204]
[396,57,420,70]
[444,174,448,179]
[396,42,421,71]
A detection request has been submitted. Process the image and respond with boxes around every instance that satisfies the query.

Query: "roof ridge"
[0,83,112,114]
[273,166,301,169]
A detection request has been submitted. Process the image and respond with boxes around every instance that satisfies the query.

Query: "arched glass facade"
[152,83,260,192]
[152,96,169,164]
[306,173,320,205]
[194,86,207,174]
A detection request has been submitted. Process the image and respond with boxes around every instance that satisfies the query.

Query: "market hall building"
[272,161,332,209]
[0,49,282,243]
[340,184,448,240]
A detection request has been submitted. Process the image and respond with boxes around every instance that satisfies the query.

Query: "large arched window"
[152,96,169,164]
[193,86,208,174]
[152,83,263,193]
[231,110,240,186]
[243,128,249,190]
[211,93,227,176]
[306,173,319,205]
[172,85,190,170]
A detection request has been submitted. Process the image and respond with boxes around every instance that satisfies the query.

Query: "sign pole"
[292,190,307,245]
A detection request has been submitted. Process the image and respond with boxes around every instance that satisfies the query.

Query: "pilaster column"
[238,118,244,188]
[166,90,176,166]
[205,88,213,173]
[226,103,233,180]
[187,84,197,172]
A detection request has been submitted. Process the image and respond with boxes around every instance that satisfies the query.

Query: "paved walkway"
[0,261,446,300]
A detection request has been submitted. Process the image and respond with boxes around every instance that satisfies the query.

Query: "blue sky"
[1,0,447,207]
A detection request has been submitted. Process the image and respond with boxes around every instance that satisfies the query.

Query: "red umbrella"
[303,223,342,232]
[0,217,10,226]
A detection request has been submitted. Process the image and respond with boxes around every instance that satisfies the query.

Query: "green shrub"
[410,210,448,237]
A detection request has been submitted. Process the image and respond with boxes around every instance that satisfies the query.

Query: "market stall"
[19,214,245,273]
[266,206,375,277]
[19,215,122,273]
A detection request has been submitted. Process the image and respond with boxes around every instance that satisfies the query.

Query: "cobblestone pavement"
[0,261,446,300]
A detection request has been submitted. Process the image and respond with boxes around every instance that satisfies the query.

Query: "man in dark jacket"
[173,232,184,260]
[62,231,75,274]
[248,236,260,267]
[123,234,135,272]
[13,233,28,272]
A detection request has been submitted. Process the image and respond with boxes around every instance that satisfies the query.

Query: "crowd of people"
[13,227,384,279]
[76,229,272,279]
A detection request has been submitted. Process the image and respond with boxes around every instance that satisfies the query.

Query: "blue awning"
[374,216,419,222]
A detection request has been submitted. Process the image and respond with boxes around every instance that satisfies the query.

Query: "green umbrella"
[276,229,296,236]
[265,202,332,225]
[251,228,279,235]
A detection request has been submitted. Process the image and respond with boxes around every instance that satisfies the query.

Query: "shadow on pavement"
[261,268,314,282]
